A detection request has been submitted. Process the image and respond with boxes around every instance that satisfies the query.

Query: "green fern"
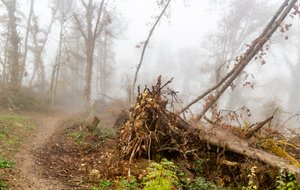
[143,158,178,190]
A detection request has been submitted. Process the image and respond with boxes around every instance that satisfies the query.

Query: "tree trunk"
[159,111,300,182]
[74,0,106,113]
[49,64,57,104]
[2,31,9,84]
[2,0,21,90]
[20,0,34,84]
[84,46,94,111]
[100,30,107,102]
[198,123,300,182]
[51,20,64,105]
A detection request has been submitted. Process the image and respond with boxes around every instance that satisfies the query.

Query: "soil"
[11,113,70,190]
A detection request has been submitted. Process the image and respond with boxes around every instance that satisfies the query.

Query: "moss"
[264,139,300,168]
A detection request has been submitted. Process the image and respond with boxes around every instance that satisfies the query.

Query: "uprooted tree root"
[115,76,300,189]
[116,76,193,163]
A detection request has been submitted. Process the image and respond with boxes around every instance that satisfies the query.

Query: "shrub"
[143,158,179,190]
[0,88,49,112]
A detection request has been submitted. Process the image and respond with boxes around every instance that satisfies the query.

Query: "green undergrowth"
[63,117,115,148]
[0,113,35,157]
[276,163,300,190]
[0,112,35,188]
[90,158,235,190]
[88,157,300,190]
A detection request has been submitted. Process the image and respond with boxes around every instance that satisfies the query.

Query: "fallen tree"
[116,76,300,188]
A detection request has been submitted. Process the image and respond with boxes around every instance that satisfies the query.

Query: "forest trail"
[12,113,69,190]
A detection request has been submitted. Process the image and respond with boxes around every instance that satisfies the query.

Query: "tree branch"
[131,0,172,106]
[198,0,297,119]
[90,0,105,56]
[73,13,87,41]
[180,0,297,118]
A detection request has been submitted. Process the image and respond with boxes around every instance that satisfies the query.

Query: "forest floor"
[2,110,123,190]
[1,107,300,190]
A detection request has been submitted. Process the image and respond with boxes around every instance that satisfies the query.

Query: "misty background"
[0,0,299,127]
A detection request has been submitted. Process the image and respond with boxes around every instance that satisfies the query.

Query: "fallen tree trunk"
[198,123,300,182]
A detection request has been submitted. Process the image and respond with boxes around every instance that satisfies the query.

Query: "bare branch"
[131,0,172,106]
[81,0,87,8]
[91,0,105,52]
[73,13,87,41]
[198,0,297,119]
[20,0,34,83]
[180,0,297,119]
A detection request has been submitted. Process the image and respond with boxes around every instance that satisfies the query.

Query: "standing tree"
[28,8,57,95]
[64,29,87,107]
[73,0,107,112]
[0,0,20,90]
[96,26,116,101]
[95,10,124,101]
[49,0,74,105]
[19,0,34,84]
[0,7,9,84]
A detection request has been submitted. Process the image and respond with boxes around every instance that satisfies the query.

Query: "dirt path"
[12,113,69,190]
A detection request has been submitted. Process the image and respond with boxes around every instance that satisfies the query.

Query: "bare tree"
[0,13,9,84]
[20,0,34,84]
[95,12,122,101]
[49,0,73,104]
[1,0,21,90]
[97,28,114,101]
[73,0,107,112]
[28,8,57,93]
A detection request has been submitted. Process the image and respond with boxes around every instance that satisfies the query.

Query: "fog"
[1,0,300,127]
